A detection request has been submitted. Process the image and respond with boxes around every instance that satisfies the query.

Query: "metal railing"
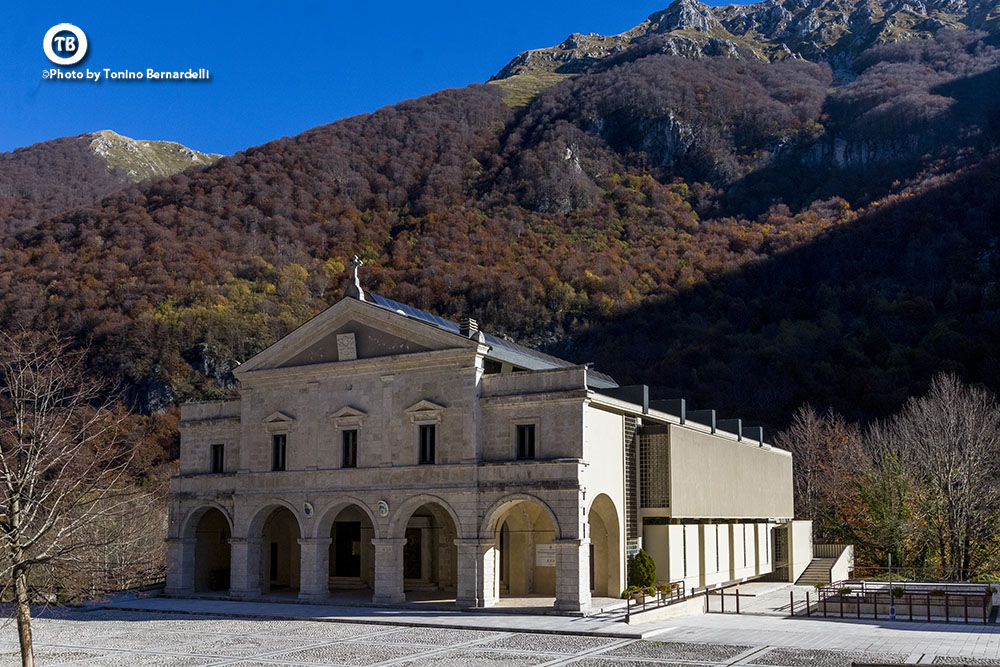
[624,580,686,621]
[706,586,755,614]
[790,580,994,624]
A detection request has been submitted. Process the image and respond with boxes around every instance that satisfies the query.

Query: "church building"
[165,262,807,613]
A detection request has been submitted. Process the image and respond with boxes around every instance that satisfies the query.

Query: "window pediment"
[330,405,368,428]
[264,411,295,433]
[405,399,446,424]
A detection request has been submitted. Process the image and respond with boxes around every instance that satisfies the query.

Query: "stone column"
[372,537,406,604]
[454,538,497,608]
[229,537,261,599]
[420,527,433,583]
[164,537,196,595]
[554,538,592,613]
[298,537,333,601]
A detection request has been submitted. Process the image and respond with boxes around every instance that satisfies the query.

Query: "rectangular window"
[210,443,224,474]
[515,424,536,460]
[418,424,435,464]
[342,429,358,468]
[271,433,286,471]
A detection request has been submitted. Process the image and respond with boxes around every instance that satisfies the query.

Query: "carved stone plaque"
[336,333,357,361]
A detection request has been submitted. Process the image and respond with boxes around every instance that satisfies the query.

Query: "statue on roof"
[345,255,366,301]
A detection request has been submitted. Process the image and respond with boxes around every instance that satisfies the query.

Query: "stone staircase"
[795,558,837,586]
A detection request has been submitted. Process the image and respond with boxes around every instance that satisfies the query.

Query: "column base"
[372,593,406,605]
[554,599,589,613]
[298,591,331,602]
[229,587,261,600]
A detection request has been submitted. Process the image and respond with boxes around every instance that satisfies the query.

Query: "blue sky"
[2,1,703,155]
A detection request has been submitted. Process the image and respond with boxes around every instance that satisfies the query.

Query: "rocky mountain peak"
[488,0,1000,104]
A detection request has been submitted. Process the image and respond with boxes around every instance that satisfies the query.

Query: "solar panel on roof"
[366,292,617,387]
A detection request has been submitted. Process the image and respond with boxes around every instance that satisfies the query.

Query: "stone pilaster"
[554,538,591,612]
[454,538,497,608]
[371,537,406,604]
[298,537,333,601]
[164,537,197,595]
[228,537,261,599]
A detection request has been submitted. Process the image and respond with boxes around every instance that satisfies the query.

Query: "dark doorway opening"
[335,522,361,577]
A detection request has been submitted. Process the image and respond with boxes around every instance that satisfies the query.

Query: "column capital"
[453,538,494,548]
[297,537,333,546]
[554,538,591,547]
[229,537,260,546]
[164,537,197,545]
[371,537,407,547]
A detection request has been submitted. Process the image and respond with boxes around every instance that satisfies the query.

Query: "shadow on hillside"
[552,153,1000,431]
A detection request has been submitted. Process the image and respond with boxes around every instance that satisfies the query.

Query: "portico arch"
[316,500,378,593]
[393,499,459,599]
[479,494,561,541]
[587,494,621,597]
[182,505,233,593]
[248,503,303,595]
[483,495,559,599]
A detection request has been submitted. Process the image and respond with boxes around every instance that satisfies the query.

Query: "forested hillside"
[1,20,999,431]
[0,131,220,234]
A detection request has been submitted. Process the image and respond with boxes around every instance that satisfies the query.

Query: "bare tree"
[870,373,1000,580]
[774,405,868,541]
[0,332,137,667]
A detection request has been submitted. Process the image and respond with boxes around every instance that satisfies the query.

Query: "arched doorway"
[490,499,557,598]
[587,494,621,598]
[328,505,375,592]
[192,508,231,593]
[400,503,457,599]
[258,506,301,595]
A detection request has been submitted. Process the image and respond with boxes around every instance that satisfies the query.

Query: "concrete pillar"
[229,537,261,599]
[164,537,196,595]
[372,537,406,604]
[298,537,333,601]
[554,538,591,612]
[454,539,496,608]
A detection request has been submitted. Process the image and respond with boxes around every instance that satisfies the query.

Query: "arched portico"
[191,508,232,592]
[166,504,234,595]
[247,504,303,596]
[318,501,377,594]
[489,498,557,598]
[587,494,621,598]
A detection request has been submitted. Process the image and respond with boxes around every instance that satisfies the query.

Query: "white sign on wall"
[535,543,558,567]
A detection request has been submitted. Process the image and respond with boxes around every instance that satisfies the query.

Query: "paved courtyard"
[3,597,1000,666]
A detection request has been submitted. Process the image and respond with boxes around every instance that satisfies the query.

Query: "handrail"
[624,580,686,621]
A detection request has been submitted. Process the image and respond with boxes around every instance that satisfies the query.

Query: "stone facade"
[166,291,802,612]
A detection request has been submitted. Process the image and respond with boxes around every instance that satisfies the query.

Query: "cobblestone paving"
[0,610,993,666]
[749,647,910,667]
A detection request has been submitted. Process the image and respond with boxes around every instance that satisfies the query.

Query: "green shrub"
[627,549,656,588]
[838,586,852,596]
[892,587,905,598]
[813,581,827,590]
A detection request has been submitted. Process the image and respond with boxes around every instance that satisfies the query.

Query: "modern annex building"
[165,267,810,612]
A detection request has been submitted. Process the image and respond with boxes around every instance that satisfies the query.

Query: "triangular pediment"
[236,298,479,374]
[329,405,367,419]
[405,399,446,413]
[265,411,295,424]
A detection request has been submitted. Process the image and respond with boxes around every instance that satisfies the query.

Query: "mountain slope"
[0,131,221,234]
[0,27,998,428]
[489,0,1000,104]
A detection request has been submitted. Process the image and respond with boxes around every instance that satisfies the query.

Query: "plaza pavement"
[2,593,1000,666]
